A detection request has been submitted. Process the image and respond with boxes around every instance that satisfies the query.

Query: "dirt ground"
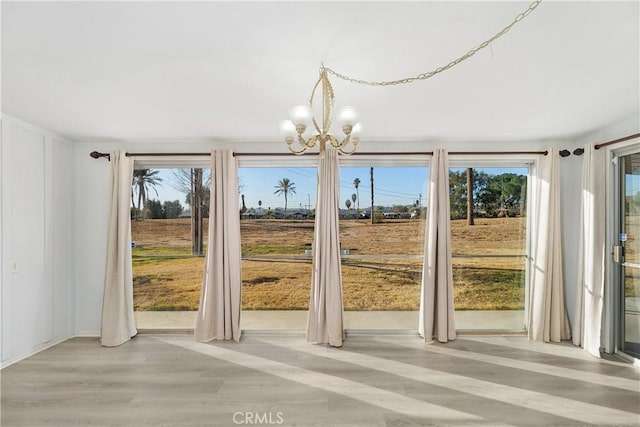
[132,217,526,311]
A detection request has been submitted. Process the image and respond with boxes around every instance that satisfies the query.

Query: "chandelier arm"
[323,0,542,86]
[338,140,359,155]
[287,143,309,156]
[286,137,305,155]
[326,134,341,148]
[296,134,309,148]
[321,71,334,134]
[287,135,320,155]
[331,134,350,149]
[306,135,319,148]
[332,134,359,155]
[309,72,324,135]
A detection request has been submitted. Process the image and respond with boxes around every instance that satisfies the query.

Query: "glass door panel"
[339,166,427,329]
[449,167,528,330]
[621,153,640,357]
[131,167,210,329]
[238,166,317,330]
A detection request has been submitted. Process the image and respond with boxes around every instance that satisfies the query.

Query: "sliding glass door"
[618,152,640,357]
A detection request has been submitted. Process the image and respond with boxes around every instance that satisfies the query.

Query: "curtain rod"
[332,150,554,156]
[86,133,640,161]
[89,149,557,161]
[594,132,640,150]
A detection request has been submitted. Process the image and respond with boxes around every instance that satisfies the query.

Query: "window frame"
[132,153,536,330]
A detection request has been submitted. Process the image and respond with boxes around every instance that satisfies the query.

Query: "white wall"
[559,148,583,332]
[74,142,116,335]
[0,115,76,367]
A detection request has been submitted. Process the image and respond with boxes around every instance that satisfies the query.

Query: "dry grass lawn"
[132,217,526,311]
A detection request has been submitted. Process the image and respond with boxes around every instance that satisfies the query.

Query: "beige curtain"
[419,149,456,343]
[529,148,570,342]
[195,150,242,342]
[307,147,345,347]
[101,151,137,347]
[574,143,606,356]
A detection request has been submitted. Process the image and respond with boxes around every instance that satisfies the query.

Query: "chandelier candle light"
[280,67,362,156]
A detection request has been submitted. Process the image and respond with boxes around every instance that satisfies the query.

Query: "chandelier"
[280,67,361,156]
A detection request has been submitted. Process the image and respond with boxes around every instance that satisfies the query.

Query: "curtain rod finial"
[90,151,110,160]
[573,148,584,156]
[559,149,571,158]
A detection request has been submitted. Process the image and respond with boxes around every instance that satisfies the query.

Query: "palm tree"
[345,199,352,211]
[353,178,361,218]
[274,178,296,219]
[132,169,162,220]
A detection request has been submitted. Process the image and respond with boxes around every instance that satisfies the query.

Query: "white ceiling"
[1,1,638,144]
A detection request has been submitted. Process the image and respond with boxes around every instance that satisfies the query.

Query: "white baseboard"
[74,330,100,337]
[1,334,71,369]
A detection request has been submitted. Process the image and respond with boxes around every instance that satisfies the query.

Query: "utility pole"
[467,167,475,226]
[370,167,374,225]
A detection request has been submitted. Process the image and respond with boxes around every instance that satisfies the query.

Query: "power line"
[340,182,422,200]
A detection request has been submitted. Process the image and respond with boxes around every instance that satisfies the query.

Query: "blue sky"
[153,167,430,210]
[239,166,429,211]
[150,166,527,210]
[627,175,640,197]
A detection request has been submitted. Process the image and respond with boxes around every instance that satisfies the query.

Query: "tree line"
[131,167,526,259]
[143,199,184,219]
[244,169,526,223]
[450,169,526,221]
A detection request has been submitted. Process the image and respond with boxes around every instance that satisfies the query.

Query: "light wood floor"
[2,334,639,426]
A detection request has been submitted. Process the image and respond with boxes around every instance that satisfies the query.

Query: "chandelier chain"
[323,0,542,87]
